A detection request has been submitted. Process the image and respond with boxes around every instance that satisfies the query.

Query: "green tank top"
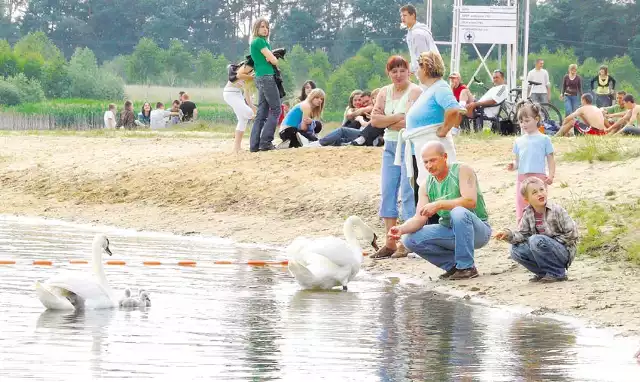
[383,85,411,141]
[426,163,488,228]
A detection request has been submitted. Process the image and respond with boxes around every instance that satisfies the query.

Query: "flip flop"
[370,246,395,259]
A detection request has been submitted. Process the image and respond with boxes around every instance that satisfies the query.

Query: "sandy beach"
[1,131,640,336]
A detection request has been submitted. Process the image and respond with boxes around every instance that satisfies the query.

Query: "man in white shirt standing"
[103,104,116,129]
[400,3,439,78]
[527,59,551,104]
[150,102,180,130]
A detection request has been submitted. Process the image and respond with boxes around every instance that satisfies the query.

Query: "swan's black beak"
[371,234,380,251]
[105,247,113,256]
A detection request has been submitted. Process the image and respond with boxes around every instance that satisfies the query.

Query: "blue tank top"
[282,104,304,128]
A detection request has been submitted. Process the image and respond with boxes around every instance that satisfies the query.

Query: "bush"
[0,80,21,106]
[5,73,46,103]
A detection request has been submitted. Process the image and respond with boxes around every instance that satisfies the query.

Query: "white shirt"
[478,84,508,118]
[527,68,550,94]
[150,109,172,129]
[103,110,116,129]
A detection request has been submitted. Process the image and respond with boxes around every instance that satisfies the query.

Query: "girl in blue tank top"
[278,89,326,148]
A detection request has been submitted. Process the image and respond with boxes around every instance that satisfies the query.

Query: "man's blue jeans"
[402,207,492,270]
[510,235,570,278]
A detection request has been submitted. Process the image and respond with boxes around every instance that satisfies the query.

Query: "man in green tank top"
[387,141,491,280]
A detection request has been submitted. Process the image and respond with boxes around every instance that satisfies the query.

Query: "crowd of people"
[103,92,199,131]
[219,4,584,285]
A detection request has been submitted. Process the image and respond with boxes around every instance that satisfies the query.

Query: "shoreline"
[1,134,640,338]
[2,210,635,342]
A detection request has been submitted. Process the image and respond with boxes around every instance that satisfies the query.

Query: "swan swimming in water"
[286,216,379,290]
[35,234,118,310]
[119,288,151,308]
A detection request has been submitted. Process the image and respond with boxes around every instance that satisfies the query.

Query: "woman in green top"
[249,18,281,152]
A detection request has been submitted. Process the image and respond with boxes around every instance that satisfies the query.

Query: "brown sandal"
[370,246,395,259]
[391,244,409,258]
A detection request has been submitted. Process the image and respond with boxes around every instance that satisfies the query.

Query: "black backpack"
[227,54,255,83]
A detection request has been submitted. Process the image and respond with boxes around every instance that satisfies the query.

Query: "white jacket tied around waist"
[394,123,457,188]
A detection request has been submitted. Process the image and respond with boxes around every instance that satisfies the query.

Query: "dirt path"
[1,132,640,336]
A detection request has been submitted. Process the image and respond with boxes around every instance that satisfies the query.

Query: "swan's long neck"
[91,244,110,292]
[343,218,361,248]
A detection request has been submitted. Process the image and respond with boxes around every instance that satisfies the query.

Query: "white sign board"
[458,5,517,45]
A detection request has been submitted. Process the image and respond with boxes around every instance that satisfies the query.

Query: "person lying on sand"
[494,177,579,283]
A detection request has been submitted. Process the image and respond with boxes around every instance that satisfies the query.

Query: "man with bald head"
[387,142,492,280]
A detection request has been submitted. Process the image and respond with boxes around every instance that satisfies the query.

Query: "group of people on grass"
[103,92,198,130]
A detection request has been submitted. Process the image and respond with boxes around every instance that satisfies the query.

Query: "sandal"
[391,243,409,258]
[370,246,395,259]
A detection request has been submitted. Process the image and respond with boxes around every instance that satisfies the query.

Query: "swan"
[286,216,379,290]
[35,234,117,310]
[119,288,151,308]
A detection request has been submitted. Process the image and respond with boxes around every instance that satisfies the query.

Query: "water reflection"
[0,215,638,381]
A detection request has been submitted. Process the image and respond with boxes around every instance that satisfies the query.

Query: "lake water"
[0,215,638,381]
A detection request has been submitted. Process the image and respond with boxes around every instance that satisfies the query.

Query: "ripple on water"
[0,215,638,381]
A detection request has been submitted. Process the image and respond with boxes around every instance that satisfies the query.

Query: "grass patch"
[458,129,502,141]
[562,136,640,163]
[570,198,640,264]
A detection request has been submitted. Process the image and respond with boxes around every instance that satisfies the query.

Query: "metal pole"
[522,0,530,98]
[426,0,432,31]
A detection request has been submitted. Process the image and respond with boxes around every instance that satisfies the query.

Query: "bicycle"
[507,80,563,129]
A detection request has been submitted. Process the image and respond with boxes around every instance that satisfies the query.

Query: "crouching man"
[387,141,492,280]
[495,177,579,283]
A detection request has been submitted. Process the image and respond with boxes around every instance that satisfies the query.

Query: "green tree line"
[1,0,639,66]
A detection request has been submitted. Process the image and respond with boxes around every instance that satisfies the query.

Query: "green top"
[605,104,624,115]
[383,85,411,141]
[250,37,275,77]
[426,163,488,228]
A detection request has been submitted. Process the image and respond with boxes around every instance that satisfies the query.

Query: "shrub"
[0,80,21,106]
[6,73,46,103]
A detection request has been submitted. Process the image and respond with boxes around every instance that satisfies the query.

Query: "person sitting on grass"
[278,88,325,148]
[117,100,136,130]
[605,94,640,136]
[494,177,579,283]
[555,93,606,136]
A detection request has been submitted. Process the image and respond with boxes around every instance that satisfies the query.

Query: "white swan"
[35,234,117,310]
[286,216,379,290]
[119,288,151,308]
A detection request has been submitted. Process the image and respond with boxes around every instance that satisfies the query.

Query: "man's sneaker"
[259,144,276,151]
[448,267,479,280]
[539,275,568,283]
[529,275,544,283]
[438,266,458,280]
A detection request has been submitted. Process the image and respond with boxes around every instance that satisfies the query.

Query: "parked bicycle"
[507,80,563,128]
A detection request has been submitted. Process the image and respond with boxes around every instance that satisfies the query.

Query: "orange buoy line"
[0,256,386,267]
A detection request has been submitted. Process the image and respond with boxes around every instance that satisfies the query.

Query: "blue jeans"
[380,140,415,221]
[564,95,579,117]
[621,126,640,136]
[250,75,281,152]
[319,127,361,146]
[510,235,570,278]
[403,207,491,270]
